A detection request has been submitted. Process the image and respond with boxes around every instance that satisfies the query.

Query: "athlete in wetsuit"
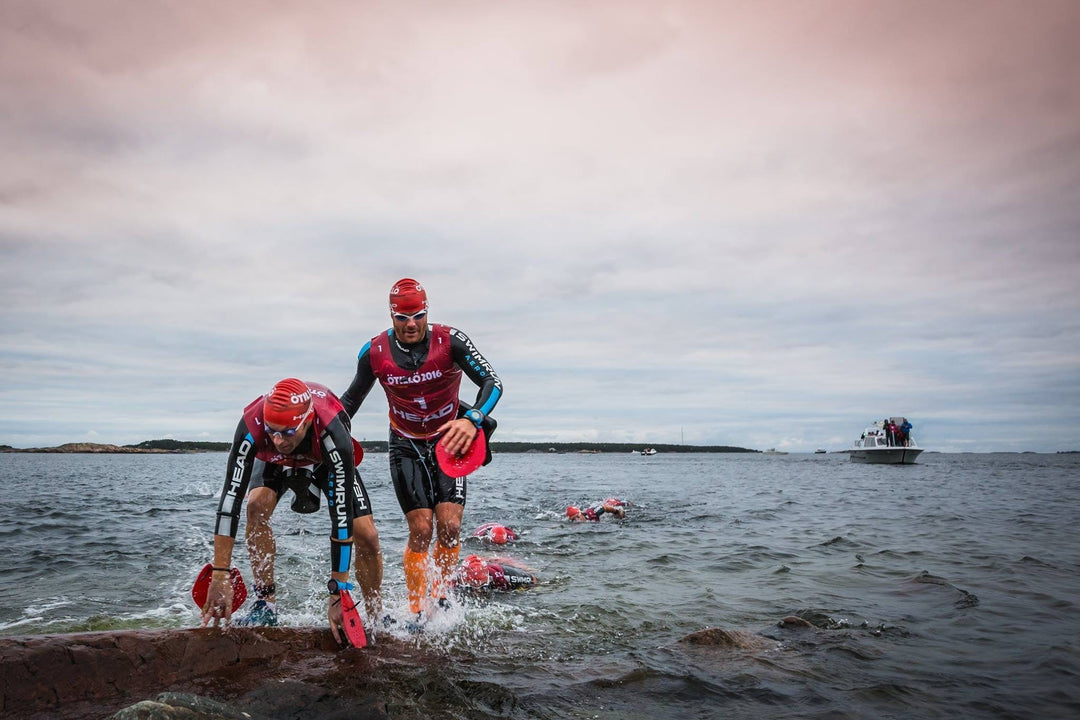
[472,522,519,545]
[202,378,382,642]
[451,554,538,592]
[341,278,502,619]
[567,498,628,522]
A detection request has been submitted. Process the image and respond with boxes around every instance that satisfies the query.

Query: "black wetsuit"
[215,402,372,576]
[341,326,501,514]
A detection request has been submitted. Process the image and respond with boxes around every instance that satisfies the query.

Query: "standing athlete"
[341,278,502,623]
[202,378,382,641]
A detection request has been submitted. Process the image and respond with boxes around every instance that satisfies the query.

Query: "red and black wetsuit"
[214,382,372,576]
[485,559,538,591]
[452,556,538,591]
[341,324,502,514]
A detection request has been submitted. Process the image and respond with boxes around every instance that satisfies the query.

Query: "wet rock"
[239,679,387,720]
[676,616,823,655]
[0,628,392,720]
[677,627,772,651]
[107,692,250,719]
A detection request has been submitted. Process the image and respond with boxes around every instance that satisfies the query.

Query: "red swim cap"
[566,506,581,519]
[389,278,428,314]
[461,555,489,588]
[490,526,509,545]
[263,378,313,427]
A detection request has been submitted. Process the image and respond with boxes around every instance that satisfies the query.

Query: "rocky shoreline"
[0,619,819,719]
[0,443,215,454]
[1,627,395,720]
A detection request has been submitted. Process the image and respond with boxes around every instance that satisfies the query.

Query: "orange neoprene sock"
[431,541,460,599]
[403,547,429,614]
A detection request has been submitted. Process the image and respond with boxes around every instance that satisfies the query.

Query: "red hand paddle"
[191,563,248,610]
[338,589,368,648]
[435,429,487,477]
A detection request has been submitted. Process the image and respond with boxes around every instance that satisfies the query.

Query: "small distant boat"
[640,447,658,456]
[845,417,923,464]
[763,448,788,455]
[814,449,827,454]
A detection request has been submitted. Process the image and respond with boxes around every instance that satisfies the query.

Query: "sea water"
[1,451,1078,719]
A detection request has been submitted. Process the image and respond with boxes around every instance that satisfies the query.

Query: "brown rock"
[677,627,770,650]
[0,627,389,720]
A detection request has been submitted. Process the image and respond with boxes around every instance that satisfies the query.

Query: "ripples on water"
[1,451,1079,718]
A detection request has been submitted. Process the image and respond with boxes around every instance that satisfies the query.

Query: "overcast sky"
[2,0,1078,453]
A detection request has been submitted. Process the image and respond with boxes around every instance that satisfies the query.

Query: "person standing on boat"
[341,278,502,622]
[887,419,901,447]
[900,419,913,447]
[202,378,383,639]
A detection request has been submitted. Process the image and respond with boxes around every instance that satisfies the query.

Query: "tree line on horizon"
[129,439,756,454]
[3,439,757,454]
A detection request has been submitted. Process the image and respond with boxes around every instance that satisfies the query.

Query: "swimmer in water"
[451,554,538,592]
[566,497,628,522]
[472,522,519,545]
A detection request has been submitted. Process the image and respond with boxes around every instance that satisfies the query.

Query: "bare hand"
[605,505,626,519]
[436,417,478,458]
[328,595,344,644]
[200,574,233,627]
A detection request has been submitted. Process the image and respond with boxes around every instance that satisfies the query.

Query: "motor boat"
[845,417,923,464]
[640,447,658,456]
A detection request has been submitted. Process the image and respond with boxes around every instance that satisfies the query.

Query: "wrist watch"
[464,409,484,428]
[328,578,354,595]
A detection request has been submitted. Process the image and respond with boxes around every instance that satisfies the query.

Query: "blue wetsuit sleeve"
[216,418,256,538]
[449,328,502,416]
[340,341,377,418]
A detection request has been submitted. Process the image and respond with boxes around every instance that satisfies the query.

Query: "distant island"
[1,439,757,454]
[0,440,232,454]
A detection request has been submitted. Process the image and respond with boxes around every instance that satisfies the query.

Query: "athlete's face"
[391,308,428,344]
[265,417,310,454]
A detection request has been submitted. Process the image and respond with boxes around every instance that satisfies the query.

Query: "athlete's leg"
[403,508,434,613]
[389,434,440,615]
[351,514,383,619]
[431,501,464,600]
[245,486,280,602]
[347,467,382,619]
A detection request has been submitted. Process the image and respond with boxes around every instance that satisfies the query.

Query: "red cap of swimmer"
[389,278,427,314]
[462,555,489,587]
[263,378,313,428]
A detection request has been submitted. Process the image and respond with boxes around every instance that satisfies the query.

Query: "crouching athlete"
[201,378,383,643]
